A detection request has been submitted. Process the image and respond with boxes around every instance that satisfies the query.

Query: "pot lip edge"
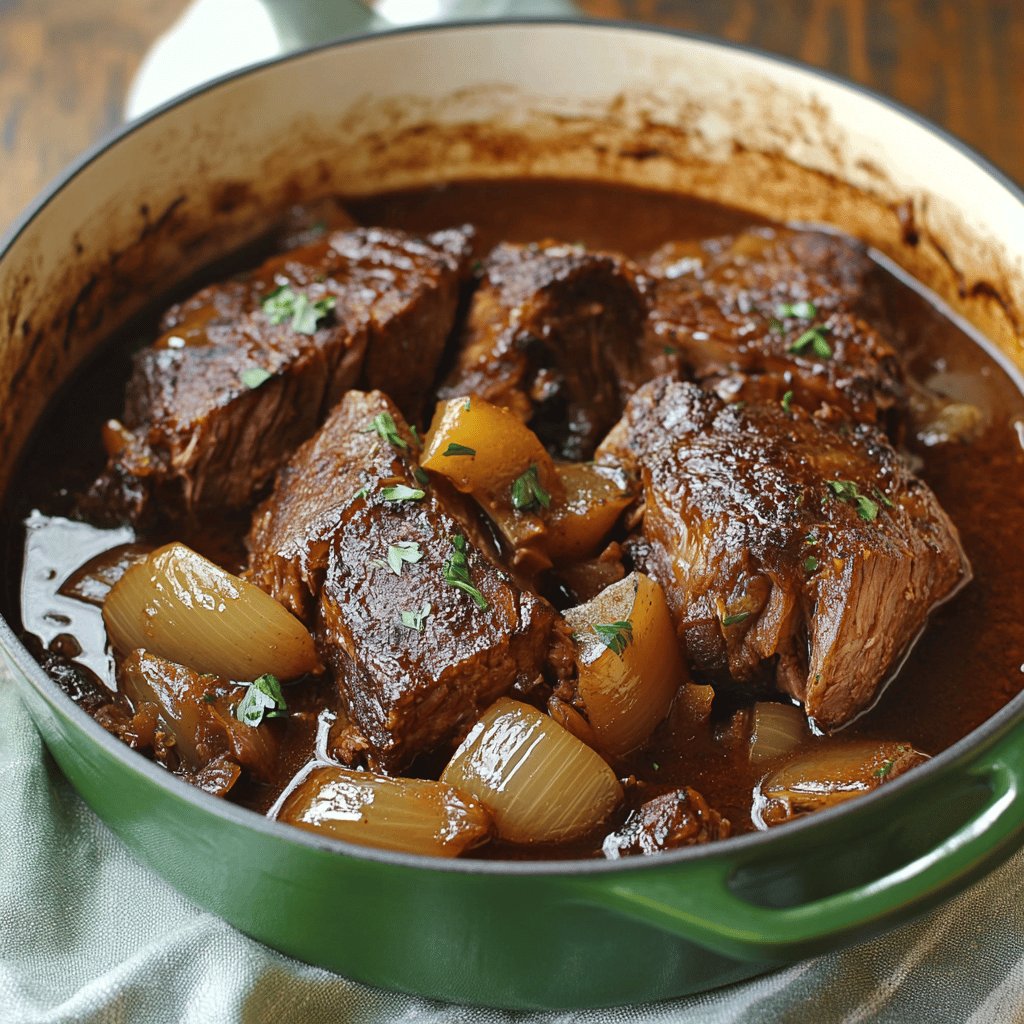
[2,16,1023,879]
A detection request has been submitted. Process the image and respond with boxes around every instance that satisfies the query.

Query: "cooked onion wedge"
[749,702,807,765]
[564,572,689,758]
[276,765,493,857]
[104,542,318,680]
[753,740,929,827]
[545,463,634,560]
[421,396,562,571]
[441,698,623,844]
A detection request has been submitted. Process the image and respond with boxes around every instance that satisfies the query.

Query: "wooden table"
[1,0,1021,233]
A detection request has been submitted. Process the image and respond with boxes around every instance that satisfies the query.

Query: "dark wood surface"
[1,1,1021,232]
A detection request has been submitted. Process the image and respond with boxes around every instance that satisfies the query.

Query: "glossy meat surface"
[247,390,564,771]
[645,228,905,429]
[598,377,970,729]
[602,786,731,858]
[94,226,472,519]
[441,240,648,459]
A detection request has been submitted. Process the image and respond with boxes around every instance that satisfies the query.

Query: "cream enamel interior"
[2,22,1023,501]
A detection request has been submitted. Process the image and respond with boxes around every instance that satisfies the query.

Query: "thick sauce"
[7,179,1024,849]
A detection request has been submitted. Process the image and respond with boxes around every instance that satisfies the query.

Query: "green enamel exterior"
[6,638,1024,1010]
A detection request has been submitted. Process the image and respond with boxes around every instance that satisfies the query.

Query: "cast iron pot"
[2,21,1024,1011]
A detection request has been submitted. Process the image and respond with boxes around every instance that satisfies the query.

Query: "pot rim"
[3,17,1023,879]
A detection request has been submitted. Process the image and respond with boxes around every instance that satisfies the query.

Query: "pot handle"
[589,732,1024,962]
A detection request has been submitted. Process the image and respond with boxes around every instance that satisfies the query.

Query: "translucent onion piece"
[564,572,689,758]
[749,702,807,765]
[59,543,152,607]
[104,542,318,680]
[545,463,634,560]
[441,698,623,844]
[753,740,929,828]
[276,765,493,858]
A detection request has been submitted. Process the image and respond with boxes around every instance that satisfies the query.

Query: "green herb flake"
[826,479,879,522]
[409,425,421,446]
[353,486,369,501]
[463,398,472,412]
[261,283,335,335]
[805,532,819,545]
[788,325,832,359]
[386,541,423,576]
[442,534,488,610]
[803,555,820,572]
[781,390,794,414]
[240,367,273,389]
[775,299,817,320]
[722,611,750,627]
[510,464,552,512]
[400,602,432,632]
[413,467,430,487]
[592,620,633,657]
[662,344,679,356]
[365,411,408,450]
[874,759,894,779]
[202,693,217,705]
[381,485,425,503]
[872,486,895,509]
[652,761,661,772]
[443,442,476,457]
[234,673,287,727]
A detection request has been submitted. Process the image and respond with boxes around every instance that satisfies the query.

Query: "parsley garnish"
[789,325,832,359]
[261,285,336,335]
[386,541,423,576]
[365,411,408,450]
[722,612,750,627]
[874,759,894,779]
[442,534,488,610]
[872,486,895,509]
[463,398,471,412]
[776,300,817,319]
[353,486,368,501]
[510,464,552,512]
[234,673,287,727]
[240,367,273,390]
[804,555,820,572]
[400,603,432,632]
[443,442,476,457]
[781,390,794,414]
[413,467,430,486]
[592,620,633,656]
[381,485,425,503]
[826,480,879,522]
[410,425,421,447]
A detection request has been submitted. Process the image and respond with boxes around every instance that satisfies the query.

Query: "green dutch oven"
[2,21,1023,1011]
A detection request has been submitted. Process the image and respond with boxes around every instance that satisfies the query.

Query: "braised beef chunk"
[602,786,730,858]
[645,228,905,429]
[441,241,648,459]
[247,390,563,771]
[95,226,472,520]
[598,377,969,729]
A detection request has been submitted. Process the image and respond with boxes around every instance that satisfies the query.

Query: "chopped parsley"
[234,673,287,727]
[352,486,368,501]
[442,534,488,610]
[386,541,423,576]
[781,389,794,414]
[826,479,879,522]
[463,398,472,412]
[872,486,895,509]
[722,611,750,627]
[365,411,408,450]
[410,425,421,447]
[400,603,432,632]
[592,620,633,656]
[381,484,425,503]
[443,442,476,457]
[261,284,336,335]
[775,299,817,320]
[788,325,832,359]
[510,464,552,512]
[413,467,430,486]
[804,555,820,572]
[240,367,273,390]
[874,759,894,779]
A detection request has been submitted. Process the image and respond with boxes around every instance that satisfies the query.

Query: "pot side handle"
[587,732,1024,963]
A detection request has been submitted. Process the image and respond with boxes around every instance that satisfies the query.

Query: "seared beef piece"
[440,241,648,459]
[602,786,730,858]
[645,227,905,429]
[247,390,565,771]
[96,226,472,519]
[598,377,970,729]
